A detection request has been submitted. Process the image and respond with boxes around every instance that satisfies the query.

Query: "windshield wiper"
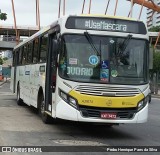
[118,34,132,56]
[84,32,100,56]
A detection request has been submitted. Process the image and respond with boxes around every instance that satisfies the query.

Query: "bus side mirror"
[149,47,153,69]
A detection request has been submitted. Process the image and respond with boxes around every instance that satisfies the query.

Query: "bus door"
[45,32,58,114]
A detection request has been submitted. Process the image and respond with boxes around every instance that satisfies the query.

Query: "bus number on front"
[82,100,93,104]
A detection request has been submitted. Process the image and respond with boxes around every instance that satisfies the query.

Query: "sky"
[0,0,147,27]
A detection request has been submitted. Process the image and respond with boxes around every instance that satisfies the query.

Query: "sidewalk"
[0,78,8,86]
[152,90,160,99]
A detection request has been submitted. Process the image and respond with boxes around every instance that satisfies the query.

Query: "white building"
[147,0,160,29]
[1,50,12,59]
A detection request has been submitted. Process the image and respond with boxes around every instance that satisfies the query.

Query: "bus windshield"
[59,34,148,85]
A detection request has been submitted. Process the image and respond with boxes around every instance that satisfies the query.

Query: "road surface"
[0,82,160,154]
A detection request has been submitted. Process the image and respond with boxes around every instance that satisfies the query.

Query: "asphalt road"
[0,82,160,154]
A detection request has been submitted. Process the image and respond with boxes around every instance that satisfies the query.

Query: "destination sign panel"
[66,16,147,34]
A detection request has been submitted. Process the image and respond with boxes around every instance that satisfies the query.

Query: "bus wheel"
[38,94,52,124]
[17,84,24,106]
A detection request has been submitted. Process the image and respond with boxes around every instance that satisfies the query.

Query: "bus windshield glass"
[59,34,148,85]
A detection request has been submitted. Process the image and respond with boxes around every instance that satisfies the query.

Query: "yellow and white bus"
[11,14,151,125]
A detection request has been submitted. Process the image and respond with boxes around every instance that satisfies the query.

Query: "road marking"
[152,98,160,101]
[52,140,106,146]
[0,92,15,96]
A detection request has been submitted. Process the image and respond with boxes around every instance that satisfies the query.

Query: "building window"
[147,15,153,20]
[148,23,152,27]
[147,11,153,15]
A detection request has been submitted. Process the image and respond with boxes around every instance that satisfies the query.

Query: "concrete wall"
[0,41,16,50]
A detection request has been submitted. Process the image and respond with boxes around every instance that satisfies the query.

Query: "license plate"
[101,112,117,119]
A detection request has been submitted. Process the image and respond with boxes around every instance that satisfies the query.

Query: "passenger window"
[18,48,22,65]
[22,45,27,65]
[28,42,33,63]
[40,34,48,62]
[33,38,39,63]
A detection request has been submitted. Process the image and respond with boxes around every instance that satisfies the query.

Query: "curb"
[151,94,160,99]
[0,80,7,86]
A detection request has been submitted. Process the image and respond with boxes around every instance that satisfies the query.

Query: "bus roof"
[14,21,58,50]
[80,14,137,21]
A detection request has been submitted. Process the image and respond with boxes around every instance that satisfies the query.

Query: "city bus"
[10,14,151,125]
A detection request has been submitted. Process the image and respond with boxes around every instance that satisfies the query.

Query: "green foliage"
[149,41,160,74]
[3,57,8,61]
[0,57,3,65]
[148,26,160,32]
[151,51,160,73]
[0,9,7,21]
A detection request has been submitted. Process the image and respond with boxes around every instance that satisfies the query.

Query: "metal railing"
[0,35,27,43]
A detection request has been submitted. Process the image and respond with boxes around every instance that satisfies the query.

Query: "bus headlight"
[137,96,148,111]
[69,97,77,108]
[60,91,68,101]
[59,89,78,109]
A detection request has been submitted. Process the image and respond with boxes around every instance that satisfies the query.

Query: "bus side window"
[16,50,19,66]
[27,42,33,64]
[22,45,27,65]
[18,48,22,65]
[40,34,48,63]
[33,38,39,63]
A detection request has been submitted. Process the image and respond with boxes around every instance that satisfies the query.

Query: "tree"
[148,26,160,32]
[150,48,160,94]
[153,51,160,73]
[3,57,8,61]
[0,57,3,65]
[148,26,160,94]
[0,9,7,21]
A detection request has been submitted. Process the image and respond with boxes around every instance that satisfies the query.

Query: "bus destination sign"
[82,19,127,32]
[66,17,147,34]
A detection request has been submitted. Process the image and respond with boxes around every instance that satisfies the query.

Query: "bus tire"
[17,84,24,106]
[38,93,53,124]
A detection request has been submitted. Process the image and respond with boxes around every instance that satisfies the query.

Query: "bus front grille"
[75,85,140,97]
[79,106,136,119]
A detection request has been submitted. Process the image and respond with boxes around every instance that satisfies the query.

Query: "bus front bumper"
[56,100,148,124]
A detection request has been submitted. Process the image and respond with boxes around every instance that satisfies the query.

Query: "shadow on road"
[15,103,139,142]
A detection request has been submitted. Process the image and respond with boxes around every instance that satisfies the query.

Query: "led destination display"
[66,16,147,34]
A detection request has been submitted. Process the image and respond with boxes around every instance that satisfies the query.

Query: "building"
[147,0,160,29]
[1,50,12,59]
